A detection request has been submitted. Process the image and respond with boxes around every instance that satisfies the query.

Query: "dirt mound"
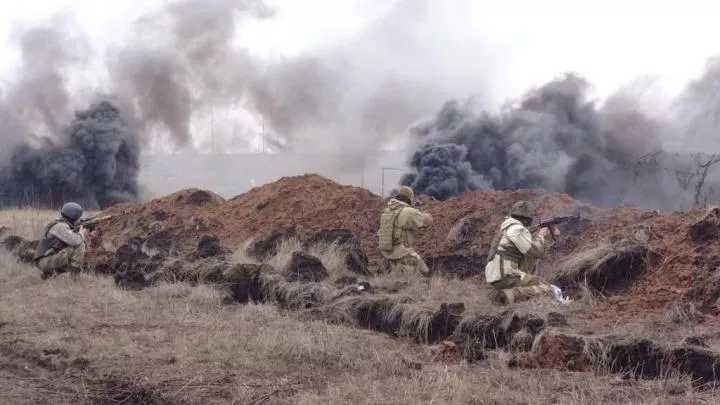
[191,235,231,260]
[551,235,663,296]
[513,331,720,387]
[221,174,384,248]
[211,263,720,384]
[284,251,329,282]
[688,207,720,243]
[95,188,228,261]
[7,173,720,315]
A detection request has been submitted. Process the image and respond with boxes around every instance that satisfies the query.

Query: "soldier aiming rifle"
[32,202,116,280]
[484,201,577,305]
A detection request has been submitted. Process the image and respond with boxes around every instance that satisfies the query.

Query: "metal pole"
[381,169,385,197]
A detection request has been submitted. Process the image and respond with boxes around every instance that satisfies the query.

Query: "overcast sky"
[0,0,717,152]
[0,0,717,96]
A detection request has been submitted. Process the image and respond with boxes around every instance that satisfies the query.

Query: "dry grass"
[0,251,714,404]
[0,209,101,240]
[551,237,661,296]
[369,272,495,310]
[1,209,719,404]
[0,249,423,404]
[232,236,354,280]
[0,209,58,239]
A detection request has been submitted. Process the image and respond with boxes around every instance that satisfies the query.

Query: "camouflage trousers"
[36,243,86,273]
[490,272,554,304]
[389,250,429,276]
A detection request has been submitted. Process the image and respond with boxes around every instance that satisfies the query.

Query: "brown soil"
[283,251,329,282]
[8,173,720,319]
[7,173,720,391]
[513,331,720,387]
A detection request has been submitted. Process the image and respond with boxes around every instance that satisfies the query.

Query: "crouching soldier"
[33,202,93,280]
[377,186,433,275]
[485,200,558,304]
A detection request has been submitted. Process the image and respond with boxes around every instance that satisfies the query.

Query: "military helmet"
[509,200,536,220]
[60,202,83,222]
[397,186,414,201]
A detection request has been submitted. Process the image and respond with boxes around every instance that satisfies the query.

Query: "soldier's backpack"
[377,207,405,252]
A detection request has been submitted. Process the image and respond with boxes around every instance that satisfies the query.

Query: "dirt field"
[2,175,720,404]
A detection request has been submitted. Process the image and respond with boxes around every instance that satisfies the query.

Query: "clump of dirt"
[247,225,371,276]
[453,310,547,350]
[186,190,214,206]
[431,338,486,363]
[445,217,485,249]
[551,235,663,296]
[2,234,38,263]
[191,235,231,260]
[222,263,270,303]
[6,172,719,315]
[427,252,487,279]
[3,234,24,251]
[248,226,301,261]
[689,256,720,313]
[114,270,148,291]
[510,332,594,372]
[424,302,466,343]
[689,207,720,244]
[98,237,165,276]
[284,251,329,282]
[513,331,720,386]
[546,312,569,327]
[345,248,370,276]
[142,227,180,256]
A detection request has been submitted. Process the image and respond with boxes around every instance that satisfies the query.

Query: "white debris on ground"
[551,284,572,304]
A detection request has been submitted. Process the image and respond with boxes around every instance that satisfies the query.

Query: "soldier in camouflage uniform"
[377,186,434,275]
[484,200,559,304]
[33,202,93,280]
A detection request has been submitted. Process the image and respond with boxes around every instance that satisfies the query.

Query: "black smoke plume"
[0,16,140,210]
[400,71,720,210]
[0,100,140,210]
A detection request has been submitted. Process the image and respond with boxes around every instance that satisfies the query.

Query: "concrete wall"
[138,151,409,199]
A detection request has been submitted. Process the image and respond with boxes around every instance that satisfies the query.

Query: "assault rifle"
[529,214,581,238]
[73,214,115,232]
